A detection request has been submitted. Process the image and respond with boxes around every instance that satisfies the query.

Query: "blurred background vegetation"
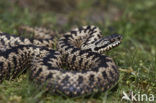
[0,0,155,103]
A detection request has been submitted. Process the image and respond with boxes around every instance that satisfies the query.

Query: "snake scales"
[0,25,122,97]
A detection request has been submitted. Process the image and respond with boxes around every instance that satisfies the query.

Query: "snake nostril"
[118,36,122,40]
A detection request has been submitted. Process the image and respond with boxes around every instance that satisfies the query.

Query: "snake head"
[93,33,122,53]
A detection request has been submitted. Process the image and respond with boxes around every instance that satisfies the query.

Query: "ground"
[0,0,155,103]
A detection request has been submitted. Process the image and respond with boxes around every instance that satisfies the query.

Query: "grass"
[0,0,156,103]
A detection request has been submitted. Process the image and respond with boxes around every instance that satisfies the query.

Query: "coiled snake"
[0,25,122,97]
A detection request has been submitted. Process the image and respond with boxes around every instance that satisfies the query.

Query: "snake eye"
[110,39,115,42]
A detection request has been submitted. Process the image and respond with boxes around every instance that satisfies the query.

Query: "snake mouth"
[94,33,122,53]
[102,40,121,52]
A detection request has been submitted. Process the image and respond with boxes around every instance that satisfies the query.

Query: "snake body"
[0,25,122,97]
